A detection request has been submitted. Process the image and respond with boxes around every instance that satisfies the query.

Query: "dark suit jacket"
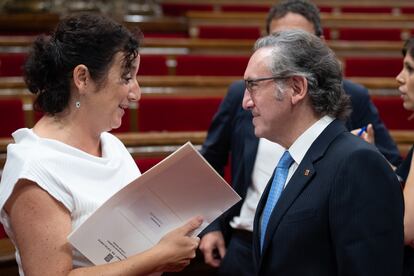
[201,79,401,240]
[252,120,403,275]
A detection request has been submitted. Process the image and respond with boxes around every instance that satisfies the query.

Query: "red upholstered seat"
[372,96,413,130]
[142,33,188,38]
[161,3,213,16]
[323,28,331,40]
[0,52,27,76]
[138,55,169,76]
[221,4,270,12]
[0,224,6,239]
[175,55,249,76]
[197,25,261,40]
[135,156,164,173]
[338,28,403,41]
[402,7,414,14]
[137,97,222,131]
[340,6,393,13]
[0,99,25,137]
[319,6,333,13]
[344,57,402,77]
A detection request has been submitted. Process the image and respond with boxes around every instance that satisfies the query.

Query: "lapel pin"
[304,169,310,176]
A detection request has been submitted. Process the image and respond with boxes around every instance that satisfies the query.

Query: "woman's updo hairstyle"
[24,13,141,115]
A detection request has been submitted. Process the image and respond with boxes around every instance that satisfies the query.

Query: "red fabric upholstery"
[0,224,6,239]
[221,5,270,12]
[161,3,213,16]
[323,27,331,40]
[34,111,43,123]
[197,25,261,40]
[372,96,413,130]
[319,6,333,13]
[344,57,402,77]
[143,33,188,38]
[135,156,164,173]
[338,28,402,41]
[175,55,249,76]
[138,55,169,76]
[0,52,27,76]
[137,97,222,131]
[402,7,414,14]
[0,99,25,137]
[340,6,393,13]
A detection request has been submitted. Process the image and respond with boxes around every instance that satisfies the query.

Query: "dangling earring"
[75,101,81,109]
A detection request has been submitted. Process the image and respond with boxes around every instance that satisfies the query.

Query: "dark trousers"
[217,229,255,276]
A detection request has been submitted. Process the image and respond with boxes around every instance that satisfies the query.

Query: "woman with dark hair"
[396,37,414,276]
[0,13,202,275]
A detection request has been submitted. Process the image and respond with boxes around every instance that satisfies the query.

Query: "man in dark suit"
[250,30,402,275]
[199,1,402,275]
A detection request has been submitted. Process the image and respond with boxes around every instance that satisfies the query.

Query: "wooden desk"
[161,0,414,9]
[187,11,414,29]
[0,129,413,160]
[0,13,59,33]
[0,36,403,57]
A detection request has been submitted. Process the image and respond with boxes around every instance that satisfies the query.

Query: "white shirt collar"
[288,115,334,166]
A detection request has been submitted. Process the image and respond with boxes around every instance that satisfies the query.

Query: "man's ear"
[73,64,90,94]
[290,75,308,105]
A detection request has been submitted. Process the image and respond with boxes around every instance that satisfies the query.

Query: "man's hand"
[199,231,226,268]
[351,123,375,145]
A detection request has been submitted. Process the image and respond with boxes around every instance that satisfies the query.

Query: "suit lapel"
[256,120,347,265]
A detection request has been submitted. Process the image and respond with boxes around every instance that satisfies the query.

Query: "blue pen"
[357,126,367,137]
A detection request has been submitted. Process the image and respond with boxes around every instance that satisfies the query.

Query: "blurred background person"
[395,37,414,276]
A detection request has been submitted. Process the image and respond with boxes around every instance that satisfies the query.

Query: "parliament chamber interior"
[0,0,414,274]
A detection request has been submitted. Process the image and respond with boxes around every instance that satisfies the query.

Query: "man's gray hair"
[254,30,350,120]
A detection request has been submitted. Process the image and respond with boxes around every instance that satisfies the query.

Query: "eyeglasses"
[244,76,285,94]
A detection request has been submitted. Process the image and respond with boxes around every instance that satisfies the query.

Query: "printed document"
[68,142,241,265]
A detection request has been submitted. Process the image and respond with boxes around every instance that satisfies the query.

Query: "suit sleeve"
[200,80,244,234]
[344,80,402,167]
[329,148,404,275]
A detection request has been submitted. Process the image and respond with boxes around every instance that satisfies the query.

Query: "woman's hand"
[154,216,203,272]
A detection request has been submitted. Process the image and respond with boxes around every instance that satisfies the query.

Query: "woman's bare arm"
[5,179,201,276]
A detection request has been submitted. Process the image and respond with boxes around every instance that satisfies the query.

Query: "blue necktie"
[260,150,294,250]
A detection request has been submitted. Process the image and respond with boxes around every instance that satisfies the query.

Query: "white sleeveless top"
[0,128,141,275]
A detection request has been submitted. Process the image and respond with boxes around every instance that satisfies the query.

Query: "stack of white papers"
[68,142,241,265]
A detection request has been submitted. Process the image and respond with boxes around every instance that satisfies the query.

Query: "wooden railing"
[161,0,414,9]
[0,129,413,161]
[0,76,400,92]
[0,36,404,57]
[186,11,414,29]
[0,131,205,154]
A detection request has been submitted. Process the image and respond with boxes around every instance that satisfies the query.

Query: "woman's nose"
[128,79,141,102]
